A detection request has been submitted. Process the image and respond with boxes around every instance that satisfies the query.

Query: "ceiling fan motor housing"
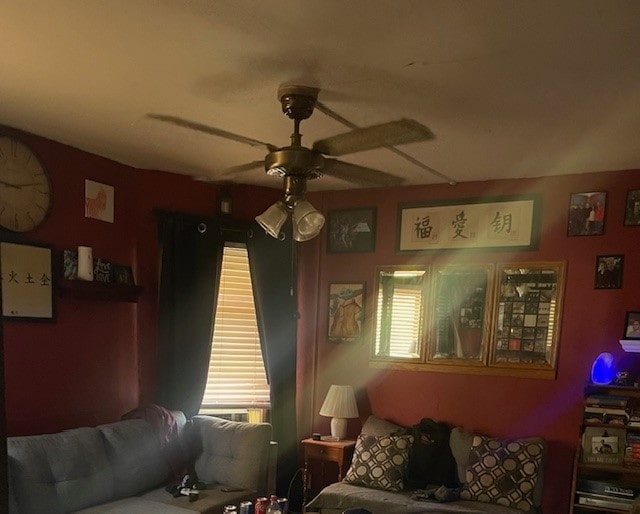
[265,147,324,179]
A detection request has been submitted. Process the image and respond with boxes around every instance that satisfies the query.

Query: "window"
[200,244,270,420]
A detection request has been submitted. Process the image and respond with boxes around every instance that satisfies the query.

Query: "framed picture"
[427,264,494,365]
[397,194,541,252]
[567,191,607,236]
[112,264,135,285]
[327,208,376,253]
[624,311,640,340]
[595,254,623,289]
[489,261,566,379]
[1,241,55,321]
[624,189,640,225]
[328,282,364,343]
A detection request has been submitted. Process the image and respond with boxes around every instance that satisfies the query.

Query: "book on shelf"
[576,493,633,512]
[584,406,630,416]
[577,478,638,499]
[586,394,631,408]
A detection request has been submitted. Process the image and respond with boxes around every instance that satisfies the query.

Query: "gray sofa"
[8,413,277,513]
[306,416,545,514]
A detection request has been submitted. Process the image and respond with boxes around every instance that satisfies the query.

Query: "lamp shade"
[292,200,325,242]
[256,201,288,239]
[319,385,359,418]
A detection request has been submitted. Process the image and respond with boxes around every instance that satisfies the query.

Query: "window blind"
[200,245,270,409]
[375,285,422,358]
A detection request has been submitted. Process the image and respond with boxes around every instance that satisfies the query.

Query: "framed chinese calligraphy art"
[427,264,494,367]
[328,282,365,343]
[0,241,55,321]
[397,195,541,252]
[489,262,566,379]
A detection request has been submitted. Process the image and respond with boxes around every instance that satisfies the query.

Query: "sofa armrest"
[267,441,278,494]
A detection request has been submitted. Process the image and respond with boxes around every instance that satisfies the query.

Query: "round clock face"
[0,137,52,232]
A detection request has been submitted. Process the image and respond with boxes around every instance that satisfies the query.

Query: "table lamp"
[319,385,359,440]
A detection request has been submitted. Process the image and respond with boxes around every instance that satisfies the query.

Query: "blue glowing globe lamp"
[591,352,616,385]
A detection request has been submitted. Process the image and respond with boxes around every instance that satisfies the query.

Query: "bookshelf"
[571,383,640,513]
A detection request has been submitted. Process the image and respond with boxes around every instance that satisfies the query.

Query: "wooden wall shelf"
[58,279,143,302]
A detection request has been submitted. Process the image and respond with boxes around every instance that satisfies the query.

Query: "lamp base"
[330,417,348,440]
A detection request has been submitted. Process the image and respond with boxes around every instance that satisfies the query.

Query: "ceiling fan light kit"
[148,83,438,242]
[255,201,288,239]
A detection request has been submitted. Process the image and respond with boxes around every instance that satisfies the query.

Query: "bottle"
[265,495,282,514]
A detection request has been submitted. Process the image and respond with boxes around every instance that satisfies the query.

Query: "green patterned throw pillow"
[343,433,413,492]
[460,435,544,512]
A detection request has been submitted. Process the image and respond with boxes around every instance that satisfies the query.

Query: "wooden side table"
[301,438,356,511]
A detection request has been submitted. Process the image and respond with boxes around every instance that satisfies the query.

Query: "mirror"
[428,264,494,364]
[372,266,428,361]
[490,261,566,375]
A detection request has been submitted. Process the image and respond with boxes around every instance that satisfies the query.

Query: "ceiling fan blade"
[219,160,265,177]
[323,159,404,187]
[147,114,278,151]
[312,119,434,156]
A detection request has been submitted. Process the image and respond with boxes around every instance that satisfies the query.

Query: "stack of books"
[584,394,630,425]
[576,478,637,512]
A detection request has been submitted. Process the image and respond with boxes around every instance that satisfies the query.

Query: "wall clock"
[0,136,52,232]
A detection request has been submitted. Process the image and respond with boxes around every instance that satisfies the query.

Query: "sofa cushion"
[449,426,474,484]
[360,415,404,436]
[8,426,114,513]
[459,435,544,512]
[191,415,272,492]
[343,433,413,492]
[98,419,172,498]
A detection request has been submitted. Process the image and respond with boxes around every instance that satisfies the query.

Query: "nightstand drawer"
[305,443,343,462]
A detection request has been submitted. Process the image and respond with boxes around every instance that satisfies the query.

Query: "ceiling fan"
[147,84,436,240]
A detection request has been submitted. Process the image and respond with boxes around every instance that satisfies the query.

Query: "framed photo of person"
[327,282,365,343]
[624,189,640,225]
[624,311,640,340]
[594,254,623,289]
[567,191,607,236]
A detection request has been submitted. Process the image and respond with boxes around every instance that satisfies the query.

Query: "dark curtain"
[247,221,298,497]
[154,211,223,417]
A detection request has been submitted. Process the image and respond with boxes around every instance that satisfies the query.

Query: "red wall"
[6,127,640,512]
[1,129,277,436]
[297,170,640,513]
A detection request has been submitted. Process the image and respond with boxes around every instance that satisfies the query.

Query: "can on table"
[254,497,268,514]
[239,501,254,514]
[277,498,288,514]
[223,506,237,513]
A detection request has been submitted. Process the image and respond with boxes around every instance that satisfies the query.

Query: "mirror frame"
[426,263,494,367]
[488,261,566,379]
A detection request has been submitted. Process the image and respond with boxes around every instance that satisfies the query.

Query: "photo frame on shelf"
[427,264,494,365]
[1,241,55,321]
[594,254,623,290]
[624,311,640,340]
[327,208,376,253]
[112,264,135,285]
[328,282,364,343]
[624,189,640,226]
[567,191,607,236]
[489,262,566,378]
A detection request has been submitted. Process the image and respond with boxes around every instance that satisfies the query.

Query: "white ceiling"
[1,0,639,191]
